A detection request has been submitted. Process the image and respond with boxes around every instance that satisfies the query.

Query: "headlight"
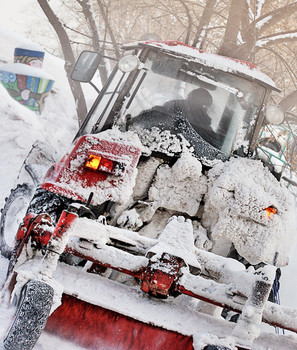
[265,105,285,125]
[118,55,140,73]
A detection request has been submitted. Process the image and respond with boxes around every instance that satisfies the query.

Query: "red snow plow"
[2,41,297,350]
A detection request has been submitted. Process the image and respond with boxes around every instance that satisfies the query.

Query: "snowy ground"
[0,26,297,350]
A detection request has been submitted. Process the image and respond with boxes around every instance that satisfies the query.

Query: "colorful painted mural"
[14,47,45,68]
[0,45,54,114]
[0,69,54,113]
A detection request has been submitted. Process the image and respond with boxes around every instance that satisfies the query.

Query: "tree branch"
[255,3,297,32]
[257,31,297,47]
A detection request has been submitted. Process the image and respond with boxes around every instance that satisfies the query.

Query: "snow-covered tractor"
[1,41,297,350]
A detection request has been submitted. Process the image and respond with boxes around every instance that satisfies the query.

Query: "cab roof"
[123,40,279,92]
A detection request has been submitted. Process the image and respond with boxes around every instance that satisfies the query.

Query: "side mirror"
[264,105,285,125]
[71,51,101,83]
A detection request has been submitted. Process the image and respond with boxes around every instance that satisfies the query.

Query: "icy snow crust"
[142,41,277,89]
[147,150,207,217]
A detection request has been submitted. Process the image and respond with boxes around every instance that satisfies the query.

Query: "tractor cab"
[73,41,283,163]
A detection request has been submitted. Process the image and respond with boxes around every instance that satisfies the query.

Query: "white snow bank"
[0,84,45,198]
[0,62,54,80]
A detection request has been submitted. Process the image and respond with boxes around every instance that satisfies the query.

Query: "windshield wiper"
[179,68,242,97]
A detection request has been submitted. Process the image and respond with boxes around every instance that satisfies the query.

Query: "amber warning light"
[85,154,123,175]
[85,155,102,171]
[264,206,277,219]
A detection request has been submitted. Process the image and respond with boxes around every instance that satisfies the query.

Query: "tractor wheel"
[3,280,54,350]
[0,184,33,259]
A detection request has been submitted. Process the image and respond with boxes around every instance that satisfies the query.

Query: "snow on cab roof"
[130,41,278,90]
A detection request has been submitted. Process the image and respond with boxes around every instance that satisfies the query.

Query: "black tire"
[3,280,54,350]
[27,187,71,225]
[0,184,33,259]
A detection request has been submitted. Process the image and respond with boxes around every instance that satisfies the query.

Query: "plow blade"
[45,294,193,350]
[39,263,297,350]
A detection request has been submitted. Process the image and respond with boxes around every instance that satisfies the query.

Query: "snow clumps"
[202,157,296,266]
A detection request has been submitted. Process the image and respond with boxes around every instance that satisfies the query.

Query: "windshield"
[122,50,266,156]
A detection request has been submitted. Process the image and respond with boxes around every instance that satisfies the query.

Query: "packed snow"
[203,157,296,266]
[0,25,297,350]
[147,150,207,216]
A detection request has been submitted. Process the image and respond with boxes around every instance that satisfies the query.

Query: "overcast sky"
[1,1,36,33]
[1,1,62,56]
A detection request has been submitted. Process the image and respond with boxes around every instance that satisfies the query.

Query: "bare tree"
[216,1,297,62]
[192,0,217,49]
[218,0,246,57]
[37,0,87,125]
